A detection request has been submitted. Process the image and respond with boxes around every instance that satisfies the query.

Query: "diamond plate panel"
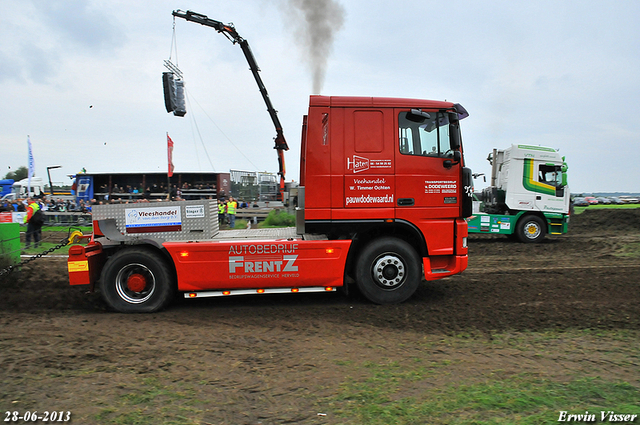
[93,199,218,242]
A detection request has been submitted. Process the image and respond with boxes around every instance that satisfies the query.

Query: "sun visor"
[454,103,469,120]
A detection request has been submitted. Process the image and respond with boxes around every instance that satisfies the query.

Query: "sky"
[2,0,639,194]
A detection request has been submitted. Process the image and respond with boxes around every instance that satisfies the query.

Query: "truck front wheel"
[516,215,546,243]
[100,248,175,313]
[355,237,421,304]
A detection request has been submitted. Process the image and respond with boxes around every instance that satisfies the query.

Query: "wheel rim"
[115,263,156,304]
[372,254,406,289]
[524,221,541,239]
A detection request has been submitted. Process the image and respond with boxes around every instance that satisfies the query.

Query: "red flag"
[167,133,175,177]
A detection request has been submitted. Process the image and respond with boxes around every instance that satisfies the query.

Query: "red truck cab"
[298,96,471,286]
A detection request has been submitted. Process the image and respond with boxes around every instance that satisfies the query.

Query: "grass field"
[19,225,91,256]
[327,330,640,425]
[573,203,640,214]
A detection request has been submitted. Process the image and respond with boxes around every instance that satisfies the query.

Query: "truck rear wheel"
[355,237,421,304]
[516,215,546,243]
[100,248,175,313]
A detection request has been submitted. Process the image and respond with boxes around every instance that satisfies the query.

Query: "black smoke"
[286,0,345,94]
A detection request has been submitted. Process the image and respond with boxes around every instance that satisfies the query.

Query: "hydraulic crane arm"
[172,10,289,196]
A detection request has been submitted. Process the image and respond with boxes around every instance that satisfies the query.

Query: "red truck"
[67,11,473,312]
[68,95,472,312]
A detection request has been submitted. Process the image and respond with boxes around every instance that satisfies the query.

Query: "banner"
[125,206,182,233]
[167,133,175,177]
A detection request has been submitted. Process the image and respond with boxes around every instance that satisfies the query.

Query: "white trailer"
[0,177,45,201]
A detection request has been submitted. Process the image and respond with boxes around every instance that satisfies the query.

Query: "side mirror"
[450,121,461,150]
[443,151,461,169]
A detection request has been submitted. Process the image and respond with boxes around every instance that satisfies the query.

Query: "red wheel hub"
[126,273,147,292]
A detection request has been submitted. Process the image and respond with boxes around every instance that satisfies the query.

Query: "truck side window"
[398,111,450,157]
[539,164,562,187]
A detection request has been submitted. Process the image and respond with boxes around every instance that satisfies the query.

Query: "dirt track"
[1,209,639,423]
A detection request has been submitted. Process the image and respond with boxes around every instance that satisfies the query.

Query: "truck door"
[394,109,462,254]
[525,159,567,212]
[340,108,395,220]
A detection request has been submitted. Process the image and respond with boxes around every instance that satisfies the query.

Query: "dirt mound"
[1,259,105,312]
[570,208,640,233]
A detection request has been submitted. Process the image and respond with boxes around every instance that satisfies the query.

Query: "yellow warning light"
[222,291,231,296]
[180,251,189,257]
[325,248,334,254]
[291,288,299,293]
[257,289,265,294]
[188,293,197,298]
[325,287,333,291]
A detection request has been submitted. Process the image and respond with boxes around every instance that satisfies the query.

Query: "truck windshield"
[398,111,452,157]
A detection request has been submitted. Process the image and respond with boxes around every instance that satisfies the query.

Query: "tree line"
[4,166,28,181]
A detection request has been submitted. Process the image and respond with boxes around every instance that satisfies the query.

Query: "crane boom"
[172,10,289,198]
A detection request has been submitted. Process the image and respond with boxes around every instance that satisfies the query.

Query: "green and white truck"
[467,144,569,243]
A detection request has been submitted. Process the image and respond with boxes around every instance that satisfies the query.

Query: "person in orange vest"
[226,196,237,228]
[24,198,44,249]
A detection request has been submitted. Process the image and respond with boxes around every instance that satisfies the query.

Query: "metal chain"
[0,238,70,280]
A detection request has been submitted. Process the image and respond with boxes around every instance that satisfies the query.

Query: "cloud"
[0,50,25,83]
[2,0,640,193]
[38,0,125,52]
[0,1,125,84]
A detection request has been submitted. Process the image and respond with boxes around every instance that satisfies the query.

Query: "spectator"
[226,196,238,228]
[24,197,44,249]
[218,199,226,225]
